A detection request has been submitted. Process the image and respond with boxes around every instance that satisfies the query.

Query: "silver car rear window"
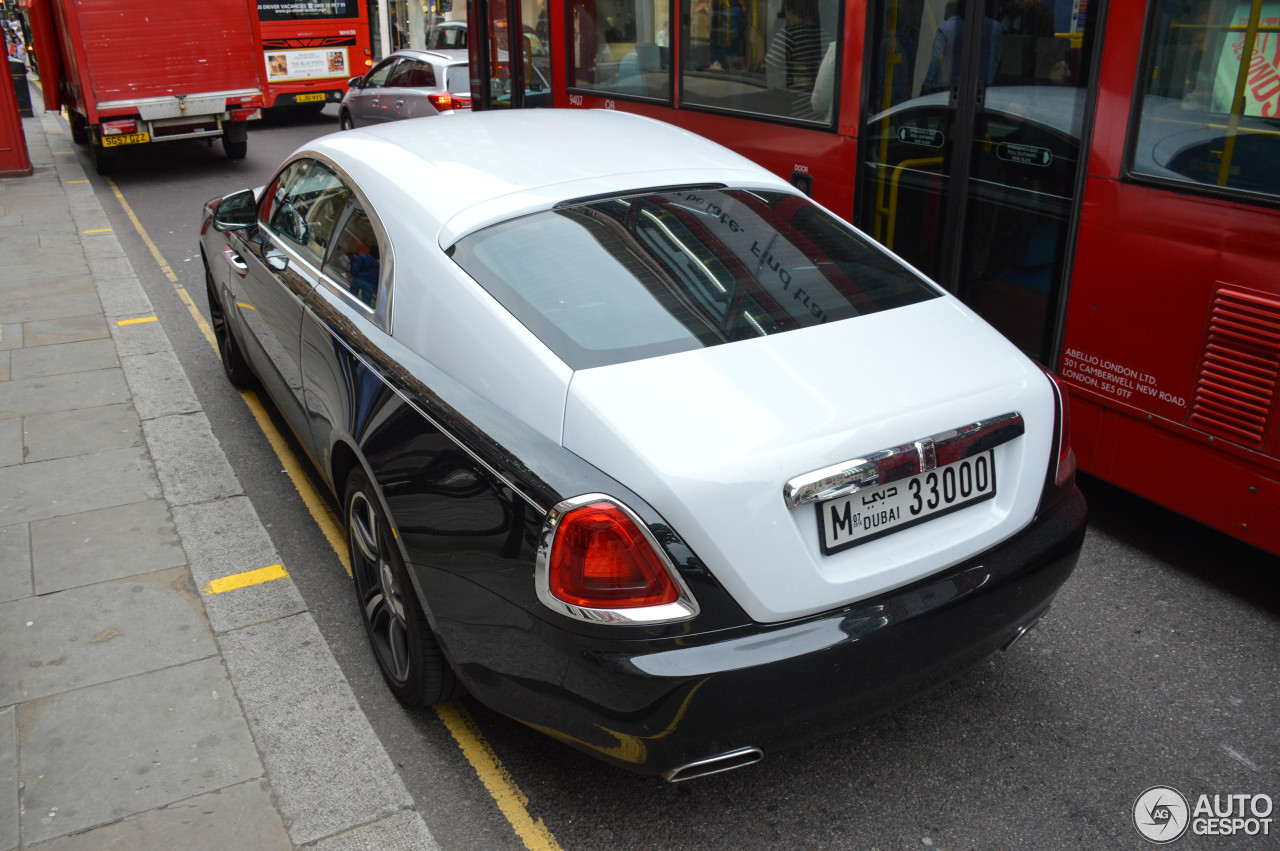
[450,188,939,369]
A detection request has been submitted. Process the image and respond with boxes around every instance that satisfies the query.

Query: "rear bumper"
[449,486,1087,777]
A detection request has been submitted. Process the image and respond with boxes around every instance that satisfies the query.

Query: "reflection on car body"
[198,110,1085,780]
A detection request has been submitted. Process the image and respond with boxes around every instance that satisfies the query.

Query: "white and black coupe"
[199,109,1086,781]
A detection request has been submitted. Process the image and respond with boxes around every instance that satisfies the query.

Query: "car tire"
[204,265,254,387]
[339,110,355,130]
[345,469,459,708]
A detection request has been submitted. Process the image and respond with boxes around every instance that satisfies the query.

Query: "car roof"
[306,109,793,246]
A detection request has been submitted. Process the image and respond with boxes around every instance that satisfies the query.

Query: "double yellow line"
[103,177,562,851]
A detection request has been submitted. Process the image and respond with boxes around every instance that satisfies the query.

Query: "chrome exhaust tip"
[1001,607,1050,652]
[663,747,763,782]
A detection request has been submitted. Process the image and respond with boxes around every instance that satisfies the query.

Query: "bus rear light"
[101,119,137,135]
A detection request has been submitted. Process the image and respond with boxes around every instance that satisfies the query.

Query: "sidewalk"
[1,107,439,849]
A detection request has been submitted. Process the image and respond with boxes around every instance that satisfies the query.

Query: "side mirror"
[212,189,257,232]
[347,75,364,89]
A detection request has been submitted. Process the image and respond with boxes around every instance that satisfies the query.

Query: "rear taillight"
[536,496,698,624]
[101,119,137,135]
[428,93,470,111]
[1039,367,1077,511]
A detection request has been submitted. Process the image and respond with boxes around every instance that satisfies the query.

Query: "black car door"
[232,157,350,454]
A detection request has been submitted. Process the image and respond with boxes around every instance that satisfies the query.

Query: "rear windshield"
[450,188,939,369]
[446,65,470,95]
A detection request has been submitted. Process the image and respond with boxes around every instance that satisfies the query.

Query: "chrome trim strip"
[535,494,699,625]
[782,412,1025,509]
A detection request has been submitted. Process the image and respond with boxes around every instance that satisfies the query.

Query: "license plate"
[818,450,997,554]
[296,93,326,103]
[101,132,150,147]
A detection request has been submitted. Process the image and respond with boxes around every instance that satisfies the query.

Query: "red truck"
[27,0,267,173]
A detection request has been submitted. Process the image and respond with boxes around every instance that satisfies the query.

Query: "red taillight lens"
[1039,367,1077,512]
[548,502,679,609]
[427,92,467,111]
[101,119,137,135]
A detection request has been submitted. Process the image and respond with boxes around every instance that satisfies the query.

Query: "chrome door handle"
[222,245,248,276]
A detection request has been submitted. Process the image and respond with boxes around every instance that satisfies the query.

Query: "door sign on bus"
[996,142,1054,166]
[897,126,945,148]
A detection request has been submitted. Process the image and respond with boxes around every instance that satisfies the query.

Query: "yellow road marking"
[65,179,89,184]
[235,301,257,310]
[116,316,158,326]
[202,564,289,595]
[105,177,178,283]
[111,172,559,851]
[435,703,564,851]
[82,228,113,234]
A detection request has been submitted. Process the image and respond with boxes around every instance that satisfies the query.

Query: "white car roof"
[303,109,793,246]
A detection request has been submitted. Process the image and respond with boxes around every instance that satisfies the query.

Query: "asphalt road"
[71,107,1280,850]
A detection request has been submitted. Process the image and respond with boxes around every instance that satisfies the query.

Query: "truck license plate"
[101,132,150,147]
[818,450,997,554]
[296,93,325,103]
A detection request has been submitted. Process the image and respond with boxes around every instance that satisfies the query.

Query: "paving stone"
[21,314,107,347]
[0,569,215,705]
[218,615,413,846]
[31,499,185,594]
[109,317,169,357]
[0,446,159,526]
[310,810,440,851]
[21,403,142,463]
[0,279,100,325]
[0,419,18,467]
[1,707,14,851]
[0,368,129,420]
[25,779,292,851]
[0,352,8,383]
[17,658,263,845]
[143,413,241,506]
[8,338,117,380]
[171,497,305,634]
[121,350,201,420]
[97,277,155,322]
[0,324,20,351]
[0,524,30,603]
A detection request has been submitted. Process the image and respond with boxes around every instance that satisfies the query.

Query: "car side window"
[259,159,310,227]
[364,57,399,88]
[402,59,436,88]
[269,160,350,268]
[326,203,382,309]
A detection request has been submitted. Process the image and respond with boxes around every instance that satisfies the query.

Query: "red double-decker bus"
[257,0,373,109]
[470,0,1280,555]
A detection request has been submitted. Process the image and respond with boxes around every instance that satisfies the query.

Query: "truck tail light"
[427,93,470,111]
[536,496,698,623]
[1039,367,1077,513]
[101,119,137,135]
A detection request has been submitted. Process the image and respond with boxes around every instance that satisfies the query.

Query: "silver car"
[338,49,470,129]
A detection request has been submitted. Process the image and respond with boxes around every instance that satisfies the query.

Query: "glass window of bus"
[258,0,360,21]
[678,0,840,124]
[567,0,674,100]
[1130,0,1280,199]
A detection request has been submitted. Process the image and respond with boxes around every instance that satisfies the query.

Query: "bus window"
[568,0,673,99]
[679,0,841,124]
[1130,0,1280,199]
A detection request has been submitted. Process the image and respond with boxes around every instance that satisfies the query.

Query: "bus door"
[467,0,553,108]
[860,0,1095,361]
